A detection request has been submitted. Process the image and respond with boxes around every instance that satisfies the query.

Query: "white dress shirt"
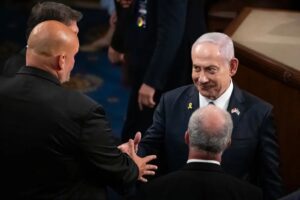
[187,159,220,165]
[199,80,233,110]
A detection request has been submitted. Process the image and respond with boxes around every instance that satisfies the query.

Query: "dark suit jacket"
[0,47,26,77]
[0,67,138,199]
[115,0,207,141]
[139,84,283,200]
[123,0,206,90]
[279,189,300,200]
[140,162,263,200]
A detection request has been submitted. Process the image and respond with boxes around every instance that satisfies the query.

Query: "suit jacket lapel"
[185,86,199,115]
[186,84,245,136]
[227,84,245,135]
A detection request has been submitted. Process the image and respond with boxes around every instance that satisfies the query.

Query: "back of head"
[26,1,82,38]
[187,105,233,155]
[26,20,79,68]
[192,32,235,62]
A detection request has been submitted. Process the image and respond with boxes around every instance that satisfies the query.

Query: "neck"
[188,148,222,162]
[26,52,60,81]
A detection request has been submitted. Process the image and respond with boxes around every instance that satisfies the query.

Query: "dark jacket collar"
[17,66,61,86]
[183,162,223,173]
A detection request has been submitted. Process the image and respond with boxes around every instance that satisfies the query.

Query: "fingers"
[138,176,148,183]
[138,163,158,183]
[138,94,156,110]
[145,164,158,172]
[117,140,131,154]
[134,131,142,144]
[134,131,141,153]
[143,155,157,163]
[138,84,156,110]
[127,139,135,155]
[148,97,156,108]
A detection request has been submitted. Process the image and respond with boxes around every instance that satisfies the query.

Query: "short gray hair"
[192,32,235,62]
[188,105,233,154]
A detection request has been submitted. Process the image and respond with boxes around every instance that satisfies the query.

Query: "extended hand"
[128,139,157,182]
[138,83,156,110]
[118,131,141,154]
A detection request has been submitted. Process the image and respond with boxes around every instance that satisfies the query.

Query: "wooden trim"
[225,7,252,36]
[234,42,300,90]
[225,7,300,90]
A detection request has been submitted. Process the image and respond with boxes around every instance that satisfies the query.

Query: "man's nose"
[198,72,208,83]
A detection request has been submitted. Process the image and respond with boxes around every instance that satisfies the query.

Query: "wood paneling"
[225,7,300,192]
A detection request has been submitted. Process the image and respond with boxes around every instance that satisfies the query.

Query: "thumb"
[134,131,142,145]
[149,95,156,106]
[127,139,136,157]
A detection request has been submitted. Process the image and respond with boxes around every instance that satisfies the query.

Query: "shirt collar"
[187,159,220,165]
[199,80,233,110]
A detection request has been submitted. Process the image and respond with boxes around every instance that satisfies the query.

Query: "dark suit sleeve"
[139,94,166,156]
[110,0,133,53]
[259,107,284,200]
[143,0,188,90]
[1,49,26,77]
[79,105,138,187]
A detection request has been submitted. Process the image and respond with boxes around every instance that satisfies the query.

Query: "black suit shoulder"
[239,88,273,109]
[142,164,263,200]
[163,84,195,99]
[1,48,26,77]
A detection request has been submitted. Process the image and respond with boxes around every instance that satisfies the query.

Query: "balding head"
[187,105,233,156]
[26,20,79,83]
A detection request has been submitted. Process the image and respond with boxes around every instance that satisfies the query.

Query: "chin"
[199,90,216,100]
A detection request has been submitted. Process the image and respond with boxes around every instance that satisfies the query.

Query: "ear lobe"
[229,58,239,77]
[184,131,190,145]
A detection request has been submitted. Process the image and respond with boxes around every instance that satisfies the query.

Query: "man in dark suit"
[120,32,283,200]
[139,105,263,200]
[0,20,157,199]
[110,0,207,142]
[279,189,300,200]
[0,1,82,77]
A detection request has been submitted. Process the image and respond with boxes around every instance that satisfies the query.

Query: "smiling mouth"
[199,84,214,90]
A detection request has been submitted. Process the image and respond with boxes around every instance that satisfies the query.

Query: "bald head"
[187,105,233,154]
[27,20,78,57]
[26,20,79,83]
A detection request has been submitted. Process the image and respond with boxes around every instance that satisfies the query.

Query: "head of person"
[191,32,239,100]
[185,105,233,160]
[26,20,79,83]
[26,1,82,38]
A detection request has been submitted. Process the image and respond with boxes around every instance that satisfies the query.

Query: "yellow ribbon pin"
[188,103,193,110]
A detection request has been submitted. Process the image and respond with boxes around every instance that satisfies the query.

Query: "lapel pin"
[231,107,240,116]
[187,103,193,110]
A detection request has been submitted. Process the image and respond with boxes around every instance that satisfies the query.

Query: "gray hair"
[192,32,235,62]
[188,105,233,154]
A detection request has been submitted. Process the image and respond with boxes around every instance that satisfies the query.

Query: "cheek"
[191,72,197,80]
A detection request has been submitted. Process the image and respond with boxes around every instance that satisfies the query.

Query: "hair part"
[188,105,233,154]
[192,32,235,62]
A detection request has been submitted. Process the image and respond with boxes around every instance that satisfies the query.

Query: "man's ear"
[227,138,232,148]
[229,58,239,77]
[57,54,66,71]
[184,131,190,145]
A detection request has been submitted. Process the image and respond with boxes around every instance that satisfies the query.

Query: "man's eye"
[193,66,200,71]
[207,67,216,73]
